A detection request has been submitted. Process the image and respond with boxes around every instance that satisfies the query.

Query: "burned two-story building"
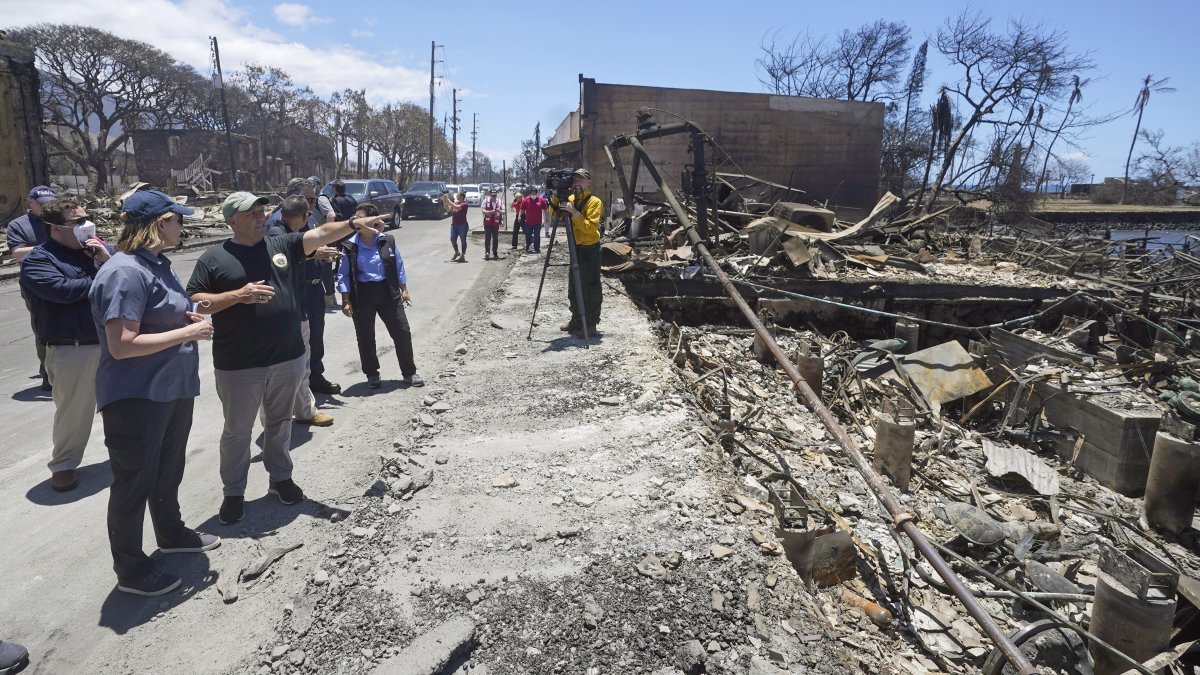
[130,129,262,193]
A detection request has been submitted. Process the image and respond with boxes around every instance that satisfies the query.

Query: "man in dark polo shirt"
[8,185,58,390]
[19,196,113,491]
[267,179,341,395]
[265,194,338,427]
[187,191,389,525]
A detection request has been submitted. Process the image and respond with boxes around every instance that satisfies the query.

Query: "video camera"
[541,168,577,200]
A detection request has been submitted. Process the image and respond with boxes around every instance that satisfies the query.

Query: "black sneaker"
[117,568,181,597]
[269,479,305,505]
[0,640,29,675]
[218,496,244,525]
[159,531,221,554]
[310,378,341,395]
[367,373,382,389]
[404,373,426,387]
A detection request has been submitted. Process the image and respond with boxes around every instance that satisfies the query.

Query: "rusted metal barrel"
[1143,430,1200,534]
[1089,571,1175,675]
[794,343,824,398]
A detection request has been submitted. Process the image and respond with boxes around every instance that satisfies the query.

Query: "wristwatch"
[348,216,360,231]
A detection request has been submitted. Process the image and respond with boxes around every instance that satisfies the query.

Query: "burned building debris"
[0,35,49,225]
[595,109,1200,674]
[544,78,884,212]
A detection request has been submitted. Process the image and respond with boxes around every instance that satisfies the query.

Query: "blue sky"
[3,0,1197,181]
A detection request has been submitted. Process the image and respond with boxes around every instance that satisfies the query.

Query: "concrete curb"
[371,616,476,675]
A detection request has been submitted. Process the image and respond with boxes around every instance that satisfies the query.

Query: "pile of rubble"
[592,110,1200,673]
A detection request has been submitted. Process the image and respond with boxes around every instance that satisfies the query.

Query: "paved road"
[0,210,512,672]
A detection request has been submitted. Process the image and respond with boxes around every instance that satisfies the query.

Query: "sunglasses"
[56,216,88,227]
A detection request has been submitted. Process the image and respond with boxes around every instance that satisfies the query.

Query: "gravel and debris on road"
[226,239,907,674]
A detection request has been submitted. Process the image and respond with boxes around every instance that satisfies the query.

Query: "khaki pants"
[259,320,317,424]
[45,344,101,472]
[215,354,306,496]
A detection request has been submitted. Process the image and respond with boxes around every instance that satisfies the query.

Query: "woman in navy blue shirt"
[89,190,219,597]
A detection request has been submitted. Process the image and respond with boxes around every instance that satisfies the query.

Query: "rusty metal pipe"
[616,135,1038,674]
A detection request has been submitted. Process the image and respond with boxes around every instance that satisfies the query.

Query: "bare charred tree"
[1051,156,1090,198]
[921,11,1092,213]
[827,20,911,102]
[8,24,204,192]
[513,132,543,185]
[1133,129,1197,198]
[755,29,831,97]
[1121,75,1174,204]
[756,22,909,102]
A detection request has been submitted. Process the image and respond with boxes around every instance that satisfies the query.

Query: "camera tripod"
[527,200,590,342]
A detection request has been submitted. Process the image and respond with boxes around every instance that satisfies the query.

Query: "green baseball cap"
[221,191,270,220]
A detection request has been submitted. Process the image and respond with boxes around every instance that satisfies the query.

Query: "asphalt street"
[0,208,510,672]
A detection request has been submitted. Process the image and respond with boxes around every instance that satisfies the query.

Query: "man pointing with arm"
[187,192,389,526]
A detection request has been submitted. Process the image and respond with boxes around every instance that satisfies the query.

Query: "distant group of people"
[12,178,422,598]
[439,172,603,335]
[511,187,549,254]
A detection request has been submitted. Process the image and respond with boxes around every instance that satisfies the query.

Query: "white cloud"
[273,3,329,27]
[350,29,375,39]
[3,0,425,104]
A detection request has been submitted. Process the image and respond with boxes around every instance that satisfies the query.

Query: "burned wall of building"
[578,81,884,212]
[0,37,49,223]
[130,129,261,192]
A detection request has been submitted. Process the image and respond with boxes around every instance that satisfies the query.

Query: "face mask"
[73,221,97,245]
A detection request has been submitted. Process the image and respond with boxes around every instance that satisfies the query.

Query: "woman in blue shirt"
[89,190,219,597]
[337,204,424,390]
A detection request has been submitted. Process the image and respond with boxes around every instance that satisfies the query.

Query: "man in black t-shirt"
[187,191,389,526]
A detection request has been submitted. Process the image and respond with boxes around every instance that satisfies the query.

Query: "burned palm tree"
[1038,75,1083,197]
[1122,75,1174,204]
[917,88,954,210]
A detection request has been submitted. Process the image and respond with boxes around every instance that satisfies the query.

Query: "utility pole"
[451,88,461,184]
[471,113,478,182]
[427,41,440,181]
[209,37,239,189]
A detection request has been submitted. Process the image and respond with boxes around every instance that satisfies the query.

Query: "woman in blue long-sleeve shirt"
[337,204,424,390]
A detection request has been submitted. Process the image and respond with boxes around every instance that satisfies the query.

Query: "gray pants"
[45,344,100,472]
[214,354,306,496]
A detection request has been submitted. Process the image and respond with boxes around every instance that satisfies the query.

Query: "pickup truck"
[399,180,450,219]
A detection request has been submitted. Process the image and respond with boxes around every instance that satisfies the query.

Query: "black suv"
[399,181,450,220]
[320,178,406,227]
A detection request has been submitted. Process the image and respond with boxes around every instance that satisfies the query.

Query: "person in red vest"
[481,189,503,259]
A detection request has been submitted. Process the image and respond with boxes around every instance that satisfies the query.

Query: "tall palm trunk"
[1121,103,1146,205]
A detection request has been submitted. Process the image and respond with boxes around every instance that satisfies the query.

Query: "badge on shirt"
[272,253,288,270]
